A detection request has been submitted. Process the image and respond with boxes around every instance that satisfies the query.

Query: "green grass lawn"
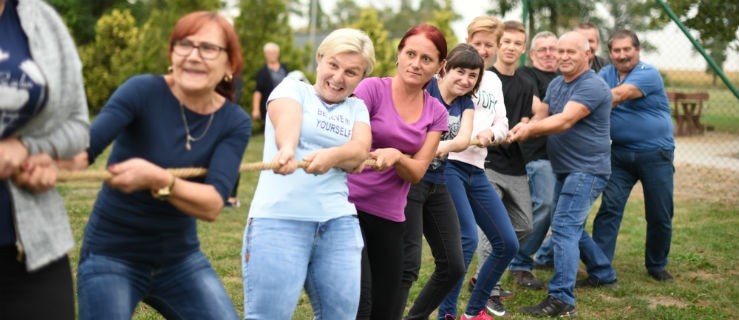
[59,133,739,319]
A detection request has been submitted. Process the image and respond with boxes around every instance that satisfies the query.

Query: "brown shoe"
[510,270,545,290]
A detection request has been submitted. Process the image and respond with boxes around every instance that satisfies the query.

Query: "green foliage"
[657,1,739,87]
[427,0,460,49]
[491,0,597,36]
[46,0,121,45]
[79,9,140,114]
[659,1,739,49]
[331,0,362,28]
[234,0,309,111]
[350,8,396,78]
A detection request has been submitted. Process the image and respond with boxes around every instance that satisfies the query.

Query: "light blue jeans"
[510,159,556,271]
[547,172,612,307]
[77,251,237,320]
[242,216,364,319]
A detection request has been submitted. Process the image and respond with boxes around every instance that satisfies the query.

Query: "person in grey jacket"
[0,0,90,318]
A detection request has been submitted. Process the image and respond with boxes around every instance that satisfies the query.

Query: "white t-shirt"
[448,70,508,169]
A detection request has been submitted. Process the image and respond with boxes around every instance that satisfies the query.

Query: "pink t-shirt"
[348,77,448,222]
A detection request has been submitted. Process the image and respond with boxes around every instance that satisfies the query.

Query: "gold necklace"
[179,102,215,151]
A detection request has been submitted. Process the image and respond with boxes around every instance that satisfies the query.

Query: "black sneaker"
[510,270,545,290]
[492,283,515,300]
[520,295,577,317]
[468,278,514,299]
[576,276,619,289]
[648,270,674,282]
[485,295,511,318]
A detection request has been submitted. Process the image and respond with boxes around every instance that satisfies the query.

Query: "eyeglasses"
[173,40,227,60]
[535,47,557,53]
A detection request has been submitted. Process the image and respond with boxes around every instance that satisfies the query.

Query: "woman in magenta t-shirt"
[348,24,449,319]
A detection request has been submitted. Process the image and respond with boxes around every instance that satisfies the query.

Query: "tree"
[490,0,596,36]
[234,0,309,111]
[656,1,739,87]
[79,9,140,114]
[46,0,122,45]
[331,0,362,28]
[351,8,396,77]
[427,0,460,49]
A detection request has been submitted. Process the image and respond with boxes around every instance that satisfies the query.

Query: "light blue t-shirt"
[249,78,370,222]
[544,70,612,175]
[599,62,674,151]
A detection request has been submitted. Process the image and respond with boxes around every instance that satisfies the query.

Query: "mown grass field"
[58,129,739,319]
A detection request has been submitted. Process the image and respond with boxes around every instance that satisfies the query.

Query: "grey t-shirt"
[544,70,612,175]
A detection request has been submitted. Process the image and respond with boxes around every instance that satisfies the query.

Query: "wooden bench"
[666,91,709,136]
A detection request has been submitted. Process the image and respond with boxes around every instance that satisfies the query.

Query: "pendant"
[186,140,191,151]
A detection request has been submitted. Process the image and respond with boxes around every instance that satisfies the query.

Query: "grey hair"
[560,31,590,52]
[530,31,557,50]
[263,42,279,53]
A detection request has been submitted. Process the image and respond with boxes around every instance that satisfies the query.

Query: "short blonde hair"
[467,16,504,45]
[263,42,279,53]
[316,28,376,76]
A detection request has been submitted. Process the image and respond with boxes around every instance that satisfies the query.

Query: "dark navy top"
[423,77,474,184]
[1,0,48,247]
[80,74,251,264]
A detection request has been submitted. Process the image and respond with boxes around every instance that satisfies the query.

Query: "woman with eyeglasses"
[72,11,250,319]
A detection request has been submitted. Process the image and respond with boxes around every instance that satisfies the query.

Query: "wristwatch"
[151,174,176,201]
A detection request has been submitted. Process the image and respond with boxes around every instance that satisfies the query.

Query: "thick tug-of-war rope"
[57,159,380,182]
[57,139,486,182]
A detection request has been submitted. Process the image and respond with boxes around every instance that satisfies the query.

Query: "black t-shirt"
[485,66,535,175]
[591,55,610,73]
[518,66,558,163]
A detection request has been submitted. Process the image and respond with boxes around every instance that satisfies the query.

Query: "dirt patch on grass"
[629,133,739,205]
[648,296,688,309]
[629,163,739,205]
[683,270,722,281]
[674,163,739,204]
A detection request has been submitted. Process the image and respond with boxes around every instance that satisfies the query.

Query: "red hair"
[168,11,243,100]
[397,24,448,61]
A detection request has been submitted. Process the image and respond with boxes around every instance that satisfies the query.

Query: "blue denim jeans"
[242,216,363,319]
[586,147,674,273]
[534,236,554,266]
[439,161,518,318]
[547,172,612,306]
[77,251,237,320]
[510,159,556,271]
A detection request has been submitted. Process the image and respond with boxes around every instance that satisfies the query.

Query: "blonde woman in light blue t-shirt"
[242,28,375,319]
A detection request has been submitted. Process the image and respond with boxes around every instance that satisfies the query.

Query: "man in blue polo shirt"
[580,29,675,284]
[508,31,615,318]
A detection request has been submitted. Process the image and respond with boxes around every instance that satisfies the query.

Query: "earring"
[395,61,399,67]
[224,74,233,82]
[167,66,173,73]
